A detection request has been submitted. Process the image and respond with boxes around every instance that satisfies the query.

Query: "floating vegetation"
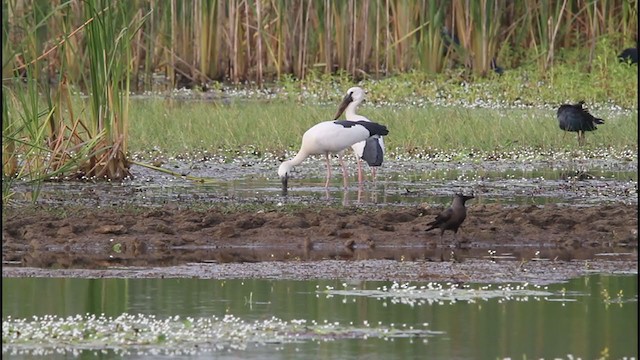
[322,281,565,307]
[2,313,436,357]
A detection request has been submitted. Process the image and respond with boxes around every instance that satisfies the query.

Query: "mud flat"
[3,203,637,284]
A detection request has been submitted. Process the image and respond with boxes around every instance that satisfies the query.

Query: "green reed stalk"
[415,0,445,73]
[619,1,637,42]
[1,1,101,202]
[2,79,50,203]
[3,1,638,89]
[6,4,635,84]
[536,0,567,73]
[84,0,149,179]
[2,87,18,200]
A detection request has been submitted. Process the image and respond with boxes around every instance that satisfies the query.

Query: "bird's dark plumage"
[557,101,605,146]
[361,137,384,166]
[618,47,638,64]
[333,120,389,137]
[490,58,504,75]
[425,194,474,238]
[441,26,460,51]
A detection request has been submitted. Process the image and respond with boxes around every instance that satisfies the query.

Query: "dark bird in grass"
[618,47,638,64]
[556,101,605,146]
[441,26,461,56]
[425,194,474,241]
[490,58,504,75]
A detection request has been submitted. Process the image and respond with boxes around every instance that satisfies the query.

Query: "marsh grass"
[1,0,150,203]
[128,99,636,158]
[126,55,637,158]
[3,1,638,86]
[129,99,332,154]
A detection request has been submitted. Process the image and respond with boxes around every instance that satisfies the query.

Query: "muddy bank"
[2,203,637,272]
[3,258,636,285]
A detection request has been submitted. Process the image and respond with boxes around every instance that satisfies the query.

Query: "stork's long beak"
[333,92,353,120]
[281,174,289,196]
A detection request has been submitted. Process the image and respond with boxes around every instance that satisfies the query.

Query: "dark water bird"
[618,47,638,64]
[425,193,474,240]
[278,120,389,195]
[441,26,461,54]
[490,58,504,75]
[333,86,385,187]
[556,101,605,146]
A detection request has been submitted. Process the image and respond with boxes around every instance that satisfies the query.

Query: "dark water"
[3,274,637,359]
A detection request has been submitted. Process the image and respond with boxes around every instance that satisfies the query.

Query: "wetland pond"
[3,148,638,359]
[2,274,638,359]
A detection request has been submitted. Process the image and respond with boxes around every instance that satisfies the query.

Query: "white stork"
[333,87,385,187]
[278,120,389,195]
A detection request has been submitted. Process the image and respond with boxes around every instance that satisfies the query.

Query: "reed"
[2,76,104,203]
[2,0,150,202]
[414,0,446,73]
[4,1,637,88]
[83,0,136,179]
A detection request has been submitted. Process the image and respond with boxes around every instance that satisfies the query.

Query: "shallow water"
[2,274,637,359]
[9,157,638,207]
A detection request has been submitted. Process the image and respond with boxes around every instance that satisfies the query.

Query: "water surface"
[3,274,637,359]
[10,158,638,208]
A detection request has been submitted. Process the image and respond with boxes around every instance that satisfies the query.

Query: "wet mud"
[2,203,637,283]
[3,154,638,283]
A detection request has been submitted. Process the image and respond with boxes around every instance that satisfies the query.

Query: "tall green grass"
[3,1,638,87]
[127,98,637,158]
[2,0,149,203]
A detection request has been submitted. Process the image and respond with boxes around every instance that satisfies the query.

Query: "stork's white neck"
[345,98,367,121]
[278,150,309,177]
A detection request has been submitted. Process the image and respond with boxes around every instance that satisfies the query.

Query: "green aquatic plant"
[322,281,557,307]
[2,313,435,356]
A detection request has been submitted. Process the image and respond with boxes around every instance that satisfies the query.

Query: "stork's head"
[278,162,291,195]
[347,86,365,102]
[334,86,366,120]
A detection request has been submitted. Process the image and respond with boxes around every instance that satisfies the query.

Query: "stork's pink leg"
[324,154,332,188]
[339,154,348,189]
[357,158,363,188]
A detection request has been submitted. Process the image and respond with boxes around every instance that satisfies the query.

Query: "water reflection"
[3,275,637,359]
[17,243,636,269]
[8,159,637,208]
